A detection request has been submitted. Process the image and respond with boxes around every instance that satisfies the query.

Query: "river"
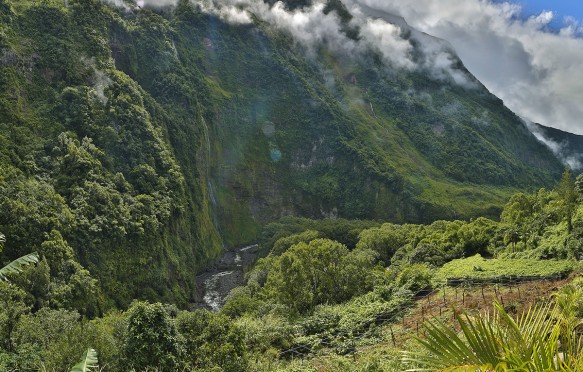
[194,244,260,311]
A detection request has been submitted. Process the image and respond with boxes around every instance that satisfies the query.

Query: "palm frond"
[70,348,98,372]
[402,312,499,370]
[402,300,571,371]
[0,252,39,281]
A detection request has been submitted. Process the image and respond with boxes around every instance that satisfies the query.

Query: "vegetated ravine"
[0,0,566,307]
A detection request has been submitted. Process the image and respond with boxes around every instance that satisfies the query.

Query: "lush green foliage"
[177,309,248,371]
[0,173,582,369]
[262,239,376,314]
[435,254,576,283]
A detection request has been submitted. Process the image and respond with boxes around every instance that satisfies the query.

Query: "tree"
[557,168,577,233]
[176,310,247,372]
[575,173,583,196]
[13,308,84,371]
[356,223,407,264]
[263,239,375,313]
[0,282,31,352]
[501,193,535,248]
[124,301,183,371]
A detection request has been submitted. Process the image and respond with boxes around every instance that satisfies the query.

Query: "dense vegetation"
[1,170,582,370]
[0,0,580,369]
[0,0,565,306]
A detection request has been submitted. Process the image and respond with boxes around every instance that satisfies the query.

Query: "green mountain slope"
[0,0,563,304]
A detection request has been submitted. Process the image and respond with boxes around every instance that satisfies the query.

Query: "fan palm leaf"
[402,300,580,371]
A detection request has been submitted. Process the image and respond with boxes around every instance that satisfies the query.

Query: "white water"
[203,271,234,311]
[239,244,259,252]
[200,244,260,310]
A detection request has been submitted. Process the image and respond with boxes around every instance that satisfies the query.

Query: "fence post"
[517,285,521,299]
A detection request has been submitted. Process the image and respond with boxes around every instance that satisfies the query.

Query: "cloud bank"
[348,0,583,135]
[104,0,477,86]
[103,0,583,137]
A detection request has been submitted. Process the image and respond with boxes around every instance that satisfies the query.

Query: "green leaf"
[0,252,39,282]
[71,348,98,372]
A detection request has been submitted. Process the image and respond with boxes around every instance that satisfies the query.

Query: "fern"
[71,348,98,372]
[0,252,39,282]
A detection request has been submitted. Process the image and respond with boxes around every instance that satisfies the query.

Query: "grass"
[434,254,577,284]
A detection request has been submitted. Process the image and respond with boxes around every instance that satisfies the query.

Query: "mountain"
[528,122,583,172]
[0,0,564,305]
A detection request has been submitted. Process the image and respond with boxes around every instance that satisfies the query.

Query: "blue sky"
[505,1,583,30]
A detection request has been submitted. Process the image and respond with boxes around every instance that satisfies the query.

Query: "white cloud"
[348,0,583,135]
[100,0,583,137]
[81,57,112,105]
[526,121,582,170]
[202,0,478,84]
[358,17,414,69]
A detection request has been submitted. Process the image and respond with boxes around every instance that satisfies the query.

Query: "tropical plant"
[402,299,583,371]
[71,348,98,372]
[0,252,39,282]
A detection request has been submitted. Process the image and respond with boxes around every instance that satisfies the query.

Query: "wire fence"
[277,274,570,360]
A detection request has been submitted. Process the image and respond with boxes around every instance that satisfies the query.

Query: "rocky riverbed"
[194,244,260,311]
